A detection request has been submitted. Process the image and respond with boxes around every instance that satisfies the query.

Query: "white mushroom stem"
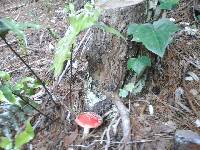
[83,127,90,139]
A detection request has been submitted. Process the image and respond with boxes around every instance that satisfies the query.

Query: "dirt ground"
[0,0,200,150]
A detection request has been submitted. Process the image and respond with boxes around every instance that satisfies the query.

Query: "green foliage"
[128,18,179,57]
[127,56,151,76]
[53,3,125,77]
[15,121,34,150]
[0,121,34,150]
[0,18,40,51]
[0,137,12,150]
[53,3,101,77]
[119,76,146,98]
[159,0,180,10]
[0,85,17,105]
[0,71,40,149]
[0,71,10,81]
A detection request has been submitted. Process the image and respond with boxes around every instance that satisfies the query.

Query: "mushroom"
[75,112,103,138]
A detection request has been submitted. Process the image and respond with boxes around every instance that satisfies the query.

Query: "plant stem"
[1,36,57,105]
[69,46,73,108]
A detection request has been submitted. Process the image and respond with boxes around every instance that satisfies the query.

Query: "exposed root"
[110,93,131,150]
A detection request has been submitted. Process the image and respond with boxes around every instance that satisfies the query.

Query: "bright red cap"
[75,112,103,129]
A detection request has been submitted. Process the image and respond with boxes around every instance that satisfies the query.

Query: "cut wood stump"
[80,1,148,149]
[85,0,148,93]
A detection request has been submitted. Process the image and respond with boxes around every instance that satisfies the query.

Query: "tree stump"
[85,0,147,94]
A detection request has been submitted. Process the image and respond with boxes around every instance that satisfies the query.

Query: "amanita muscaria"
[75,112,103,138]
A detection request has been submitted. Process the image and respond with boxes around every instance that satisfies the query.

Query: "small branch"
[1,36,57,105]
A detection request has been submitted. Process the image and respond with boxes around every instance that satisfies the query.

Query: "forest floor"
[0,0,200,150]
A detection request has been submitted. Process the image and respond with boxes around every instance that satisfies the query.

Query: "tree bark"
[85,0,147,93]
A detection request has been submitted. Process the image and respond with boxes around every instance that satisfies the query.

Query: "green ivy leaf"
[128,19,179,57]
[0,137,12,150]
[159,0,180,10]
[127,56,151,75]
[119,89,128,98]
[15,121,34,150]
[0,71,10,81]
[95,22,126,40]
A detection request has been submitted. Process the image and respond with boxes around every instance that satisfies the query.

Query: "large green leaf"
[15,121,34,150]
[0,90,8,102]
[0,137,12,150]
[159,0,180,10]
[53,28,77,77]
[0,71,10,81]
[53,3,100,77]
[128,19,179,57]
[127,56,151,75]
[0,85,16,104]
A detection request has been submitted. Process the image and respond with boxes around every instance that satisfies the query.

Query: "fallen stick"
[106,92,131,150]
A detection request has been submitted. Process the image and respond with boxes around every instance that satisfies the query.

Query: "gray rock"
[175,130,200,144]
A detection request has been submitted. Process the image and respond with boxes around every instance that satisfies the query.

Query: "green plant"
[128,18,179,57]
[119,76,146,98]
[120,18,179,98]
[0,71,40,149]
[53,3,125,77]
[159,0,180,10]
[0,121,34,150]
[127,56,151,76]
[0,18,40,52]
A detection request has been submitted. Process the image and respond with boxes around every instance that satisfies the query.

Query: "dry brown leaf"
[64,129,78,148]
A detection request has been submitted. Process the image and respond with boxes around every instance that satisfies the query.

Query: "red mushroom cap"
[75,112,103,129]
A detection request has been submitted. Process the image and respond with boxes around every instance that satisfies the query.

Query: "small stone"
[175,130,200,144]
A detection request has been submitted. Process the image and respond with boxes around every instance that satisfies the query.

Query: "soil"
[0,0,200,150]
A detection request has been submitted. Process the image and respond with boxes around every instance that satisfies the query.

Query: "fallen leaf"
[64,129,78,148]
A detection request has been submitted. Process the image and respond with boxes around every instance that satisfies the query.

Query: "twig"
[1,37,57,105]
[69,138,173,148]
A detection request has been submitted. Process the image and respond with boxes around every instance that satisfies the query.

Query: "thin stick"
[69,46,73,108]
[1,37,57,105]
